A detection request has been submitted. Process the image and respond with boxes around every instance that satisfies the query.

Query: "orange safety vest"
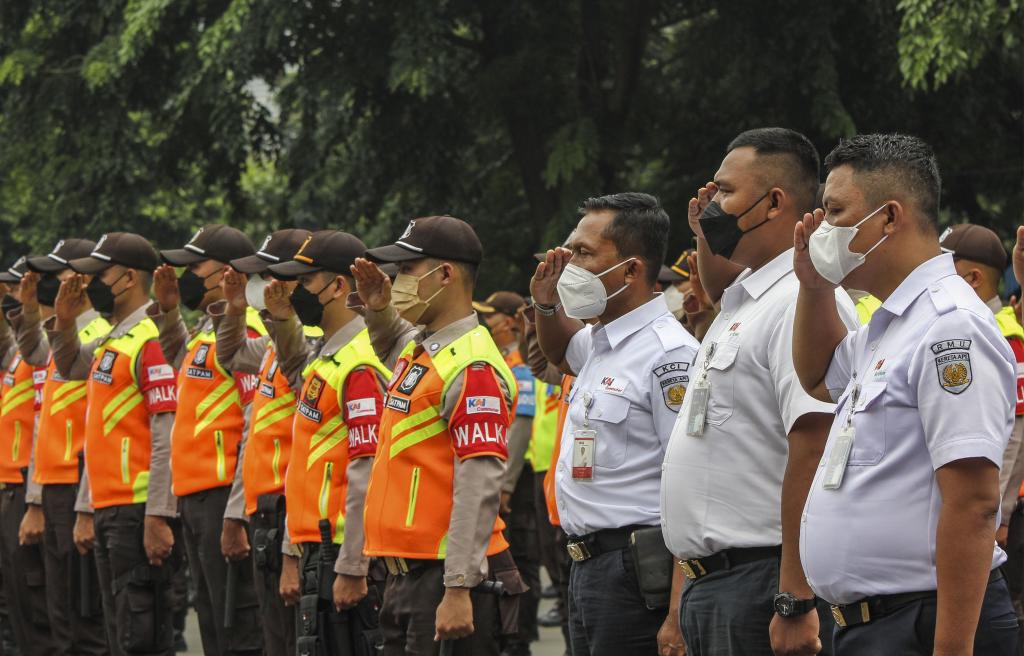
[171,310,265,497]
[34,316,111,485]
[364,327,517,560]
[85,319,161,508]
[243,344,295,516]
[0,355,44,484]
[543,374,574,526]
[286,329,388,545]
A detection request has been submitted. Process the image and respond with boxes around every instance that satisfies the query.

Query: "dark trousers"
[1005,502,1024,613]
[179,487,262,656]
[41,484,109,655]
[379,560,501,656]
[567,547,664,656]
[250,501,294,656]
[0,484,57,656]
[533,471,570,647]
[834,577,1019,654]
[680,556,835,656]
[93,503,183,656]
[504,464,540,649]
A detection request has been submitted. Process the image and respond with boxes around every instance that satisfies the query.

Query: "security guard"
[51,233,182,656]
[794,133,1018,654]
[211,228,313,656]
[475,291,539,655]
[263,230,389,654]
[10,239,110,655]
[530,192,698,656]
[0,256,57,656]
[939,224,1024,560]
[351,215,525,656]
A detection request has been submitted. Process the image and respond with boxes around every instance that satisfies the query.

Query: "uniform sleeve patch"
[660,375,689,411]
[931,339,972,394]
[653,362,689,378]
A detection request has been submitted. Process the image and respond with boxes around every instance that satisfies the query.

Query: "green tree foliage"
[0,0,1020,293]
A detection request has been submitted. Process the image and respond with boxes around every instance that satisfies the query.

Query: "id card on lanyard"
[572,392,597,481]
[686,342,715,437]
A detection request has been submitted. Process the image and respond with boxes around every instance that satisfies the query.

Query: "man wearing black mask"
[150,225,265,656]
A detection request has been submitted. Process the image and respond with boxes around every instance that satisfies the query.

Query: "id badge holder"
[686,380,711,437]
[572,429,597,481]
[822,425,854,490]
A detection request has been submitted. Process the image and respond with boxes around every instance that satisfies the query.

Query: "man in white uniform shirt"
[531,192,698,656]
[792,133,1019,654]
[661,128,858,656]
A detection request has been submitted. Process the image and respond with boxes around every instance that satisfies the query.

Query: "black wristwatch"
[773,592,817,617]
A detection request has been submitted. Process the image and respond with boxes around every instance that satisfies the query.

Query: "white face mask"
[808,204,889,285]
[556,258,634,320]
[245,276,269,311]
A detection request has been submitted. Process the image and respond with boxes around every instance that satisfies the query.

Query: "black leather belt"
[678,545,781,581]
[831,568,1004,629]
[566,526,644,562]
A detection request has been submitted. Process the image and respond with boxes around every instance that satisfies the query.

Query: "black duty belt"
[678,545,781,581]
[831,568,1004,629]
[566,526,644,562]
[382,556,439,577]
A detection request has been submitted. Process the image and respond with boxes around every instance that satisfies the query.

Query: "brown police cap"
[230,229,313,274]
[473,291,526,316]
[365,215,483,265]
[161,224,256,266]
[26,238,97,273]
[268,230,367,280]
[0,256,28,283]
[68,232,161,274]
[940,224,1007,271]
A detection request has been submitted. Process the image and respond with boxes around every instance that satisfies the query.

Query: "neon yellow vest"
[527,379,560,473]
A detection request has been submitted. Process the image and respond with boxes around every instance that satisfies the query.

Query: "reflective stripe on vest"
[285,328,388,545]
[0,355,43,483]
[364,326,517,560]
[242,343,297,515]
[527,379,560,473]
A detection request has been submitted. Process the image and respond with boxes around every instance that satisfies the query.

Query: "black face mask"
[0,294,21,317]
[178,268,220,311]
[36,275,61,307]
[698,191,771,260]
[86,272,126,317]
[290,280,335,327]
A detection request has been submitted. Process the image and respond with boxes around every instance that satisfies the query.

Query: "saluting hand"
[143,515,174,566]
[529,247,572,307]
[350,258,392,312]
[153,264,180,313]
[688,181,719,240]
[54,274,88,329]
[221,267,248,315]
[18,271,39,316]
[73,512,96,555]
[793,210,835,291]
[264,280,296,321]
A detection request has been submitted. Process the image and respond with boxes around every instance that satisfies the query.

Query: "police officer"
[51,233,182,655]
[151,225,263,656]
[211,228,313,656]
[0,256,57,656]
[529,192,698,656]
[662,128,857,656]
[793,133,1019,654]
[10,239,111,656]
[263,230,390,654]
[351,215,525,655]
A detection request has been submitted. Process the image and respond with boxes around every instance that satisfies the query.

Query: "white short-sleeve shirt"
[661,248,859,559]
[801,254,1014,605]
[554,295,699,537]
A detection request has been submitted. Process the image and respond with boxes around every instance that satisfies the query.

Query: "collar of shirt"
[318,315,367,359]
[878,253,956,319]
[986,295,1003,315]
[601,294,671,350]
[722,248,795,313]
[418,313,479,356]
[108,303,154,339]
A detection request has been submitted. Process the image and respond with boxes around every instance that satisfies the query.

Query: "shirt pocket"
[847,381,887,466]
[706,341,740,426]
[588,391,631,470]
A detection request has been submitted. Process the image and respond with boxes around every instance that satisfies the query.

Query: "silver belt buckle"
[566,541,591,562]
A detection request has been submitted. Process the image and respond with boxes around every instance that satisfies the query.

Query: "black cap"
[0,256,28,283]
[473,291,526,316]
[268,230,368,280]
[658,265,685,285]
[230,229,313,274]
[161,224,255,266]
[68,232,161,274]
[365,215,483,265]
[26,238,98,273]
[940,224,1008,271]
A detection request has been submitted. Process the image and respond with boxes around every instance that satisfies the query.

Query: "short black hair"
[727,128,821,214]
[580,192,669,287]
[824,134,941,231]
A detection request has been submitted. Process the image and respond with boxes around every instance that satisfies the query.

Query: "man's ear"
[882,200,904,235]
[332,275,352,299]
[440,262,456,286]
[964,268,983,290]
[766,187,786,219]
[623,257,642,284]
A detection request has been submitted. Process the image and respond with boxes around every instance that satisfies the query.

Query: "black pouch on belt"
[628,526,674,610]
[487,549,529,635]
